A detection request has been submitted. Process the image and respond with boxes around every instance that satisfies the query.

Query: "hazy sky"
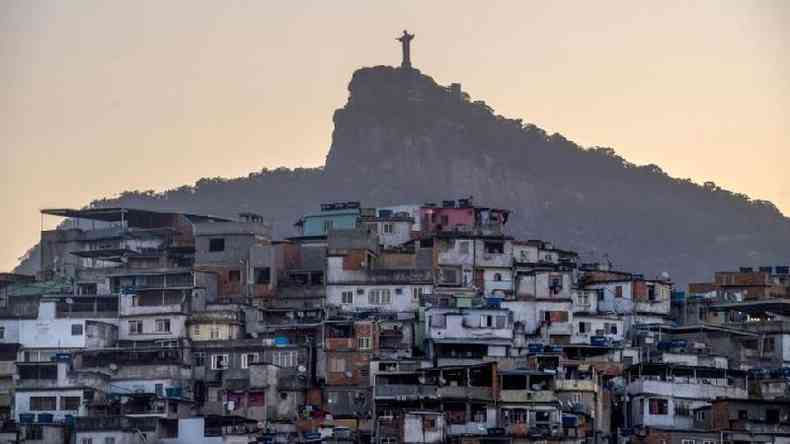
[1,1,788,271]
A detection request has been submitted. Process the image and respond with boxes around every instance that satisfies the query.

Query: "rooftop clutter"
[0,200,787,444]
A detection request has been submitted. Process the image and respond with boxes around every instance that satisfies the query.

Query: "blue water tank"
[562,415,578,427]
[37,413,54,423]
[528,344,544,354]
[19,414,35,423]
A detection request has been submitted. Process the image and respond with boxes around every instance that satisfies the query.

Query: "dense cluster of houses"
[1,199,789,444]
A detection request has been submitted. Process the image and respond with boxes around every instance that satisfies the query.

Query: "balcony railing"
[437,386,493,400]
[374,384,438,399]
[500,390,556,403]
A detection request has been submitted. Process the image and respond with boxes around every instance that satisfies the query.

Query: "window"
[211,354,229,370]
[210,327,220,339]
[0,326,4,339]
[648,398,668,415]
[765,337,776,353]
[681,440,695,444]
[578,322,589,334]
[229,270,241,283]
[241,353,258,369]
[255,267,271,284]
[738,410,748,420]
[423,417,437,431]
[358,337,372,351]
[209,238,225,252]
[395,288,403,295]
[480,315,494,328]
[675,400,691,416]
[368,289,392,305]
[767,409,780,424]
[193,325,201,336]
[439,215,449,226]
[322,220,334,233]
[615,286,623,298]
[194,352,206,367]
[383,223,394,234]
[60,396,81,410]
[341,291,354,305]
[412,287,424,302]
[484,241,504,254]
[702,441,715,444]
[128,320,143,335]
[30,396,57,410]
[550,276,563,293]
[459,241,470,254]
[494,273,502,282]
[495,316,507,328]
[154,383,164,396]
[71,324,84,336]
[105,438,116,444]
[155,319,171,333]
[329,357,347,373]
[272,350,297,368]
[596,289,604,301]
[80,438,93,444]
[648,285,656,301]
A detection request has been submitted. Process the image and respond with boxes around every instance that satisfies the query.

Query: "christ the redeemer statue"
[397,30,415,69]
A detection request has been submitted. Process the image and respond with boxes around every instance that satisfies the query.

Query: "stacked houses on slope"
[0,199,788,444]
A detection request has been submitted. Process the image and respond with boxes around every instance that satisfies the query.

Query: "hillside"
[16,65,790,285]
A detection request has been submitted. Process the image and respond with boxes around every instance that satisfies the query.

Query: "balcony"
[437,386,493,401]
[76,415,162,432]
[328,269,433,286]
[448,422,488,436]
[626,380,748,399]
[374,384,438,400]
[544,322,573,336]
[119,293,189,316]
[15,363,59,389]
[555,379,596,392]
[500,390,556,403]
[505,423,561,438]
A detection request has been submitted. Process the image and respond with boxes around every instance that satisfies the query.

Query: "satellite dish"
[65,298,74,305]
[344,370,353,378]
[108,363,118,372]
[226,400,235,411]
[661,272,670,280]
[298,365,307,373]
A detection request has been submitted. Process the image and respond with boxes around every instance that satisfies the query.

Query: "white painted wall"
[571,315,624,344]
[118,315,188,341]
[0,320,20,344]
[427,308,513,342]
[375,221,413,248]
[19,302,89,349]
[326,285,430,312]
[15,389,86,421]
